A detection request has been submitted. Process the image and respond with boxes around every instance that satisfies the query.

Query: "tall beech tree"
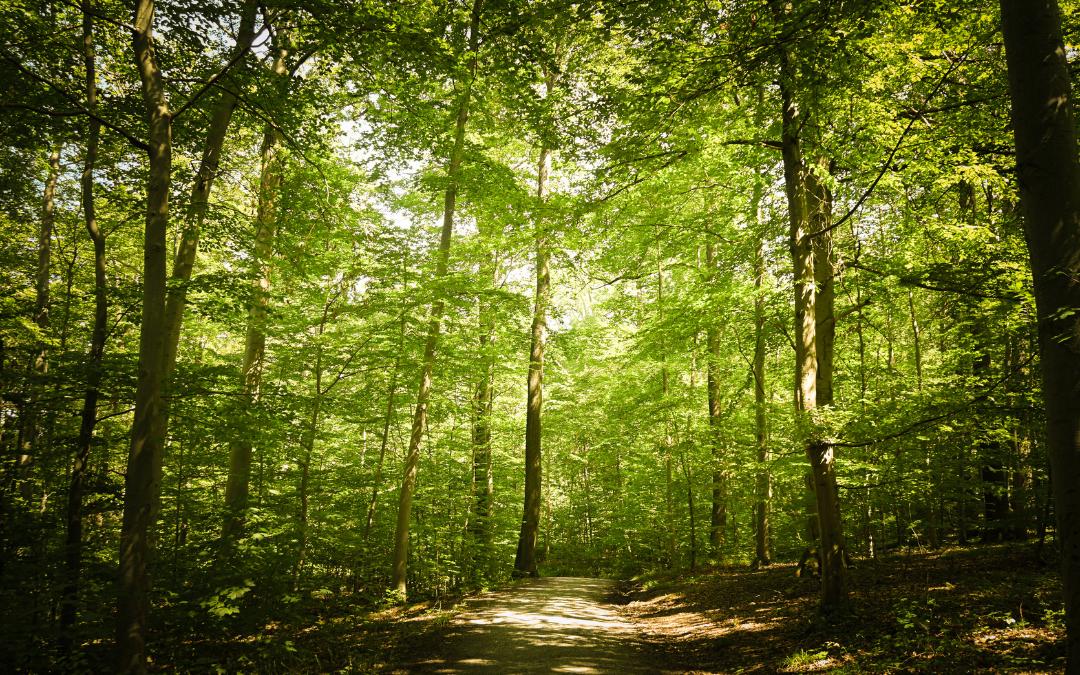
[117,0,173,669]
[392,0,484,598]
[777,40,848,613]
[220,9,291,552]
[1000,0,1080,665]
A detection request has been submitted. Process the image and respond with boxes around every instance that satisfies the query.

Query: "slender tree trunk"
[159,0,258,385]
[778,52,848,615]
[705,242,726,555]
[117,0,172,670]
[60,3,104,650]
[221,28,289,550]
[17,145,60,480]
[999,1,1080,665]
[908,291,923,390]
[392,0,482,598]
[515,140,552,578]
[681,448,697,572]
[293,363,323,589]
[34,147,59,359]
[364,315,406,539]
[752,189,772,568]
[807,163,834,409]
[469,280,496,577]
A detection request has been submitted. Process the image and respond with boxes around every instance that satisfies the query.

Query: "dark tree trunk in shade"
[999,0,1080,665]
[117,0,172,670]
[60,2,104,649]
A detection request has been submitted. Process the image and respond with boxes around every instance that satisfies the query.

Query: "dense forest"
[1,0,1079,671]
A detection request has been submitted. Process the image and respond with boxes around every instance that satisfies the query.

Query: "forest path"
[402,576,666,673]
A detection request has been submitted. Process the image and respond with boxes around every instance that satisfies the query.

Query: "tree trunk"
[999,1,1080,665]
[469,280,496,578]
[515,140,552,578]
[778,51,848,615]
[221,26,289,550]
[60,2,104,651]
[17,145,60,479]
[705,242,726,555]
[117,0,172,670]
[159,0,258,385]
[293,366,323,589]
[364,314,405,540]
[752,191,772,568]
[392,0,482,598]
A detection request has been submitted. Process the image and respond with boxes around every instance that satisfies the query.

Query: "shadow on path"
[403,577,663,673]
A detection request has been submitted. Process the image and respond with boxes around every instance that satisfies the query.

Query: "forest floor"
[392,576,660,673]
[619,543,1066,673]
[142,543,1065,672]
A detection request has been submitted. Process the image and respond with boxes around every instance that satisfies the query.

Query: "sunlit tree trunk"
[160,0,257,380]
[392,0,483,598]
[364,314,406,540]
[999,0,1080,665]
[778,49,848,615]
[515,139,552,578]
[752,181,772,568]
[60,2,104,650]
[117,0,172,669]
[221,24,289,550]
[705,242,726,555]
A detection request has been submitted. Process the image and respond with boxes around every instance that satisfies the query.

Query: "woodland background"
[0,0,1078,671]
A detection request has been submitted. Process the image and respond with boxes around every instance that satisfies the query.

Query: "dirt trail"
[402,576,666,673]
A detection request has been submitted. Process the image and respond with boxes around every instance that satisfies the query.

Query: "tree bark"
[778,49,848,615]
[364,314,406,540]
[159,0,258,384]
[221,23,289,550]
[17,145,60,476]
[392,0,482,598]
[514,140,552,578]
[60,1,105,650]
[117,0,171,670]
[999,0,1080,666]
[705,242,726,554]
[469,277,496,577]
[752,183,772,568]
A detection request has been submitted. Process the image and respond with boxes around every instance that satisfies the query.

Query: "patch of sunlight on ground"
[468,610,613,629]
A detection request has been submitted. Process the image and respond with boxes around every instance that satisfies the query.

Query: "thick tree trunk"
[117,0,172,670]
[60,2,104,650]
[221,29,289,549]
[392,0,482,598]
[778,53,848,615]
[515,142,552,578]
[999,1,1080,665]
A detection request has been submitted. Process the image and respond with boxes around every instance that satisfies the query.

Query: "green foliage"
[0,0,1065,669]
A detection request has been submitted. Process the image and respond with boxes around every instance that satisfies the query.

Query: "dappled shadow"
[624,546,1066,673]
[402,577,661,673]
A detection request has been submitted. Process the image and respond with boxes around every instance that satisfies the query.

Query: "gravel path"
[404,576,664,673]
